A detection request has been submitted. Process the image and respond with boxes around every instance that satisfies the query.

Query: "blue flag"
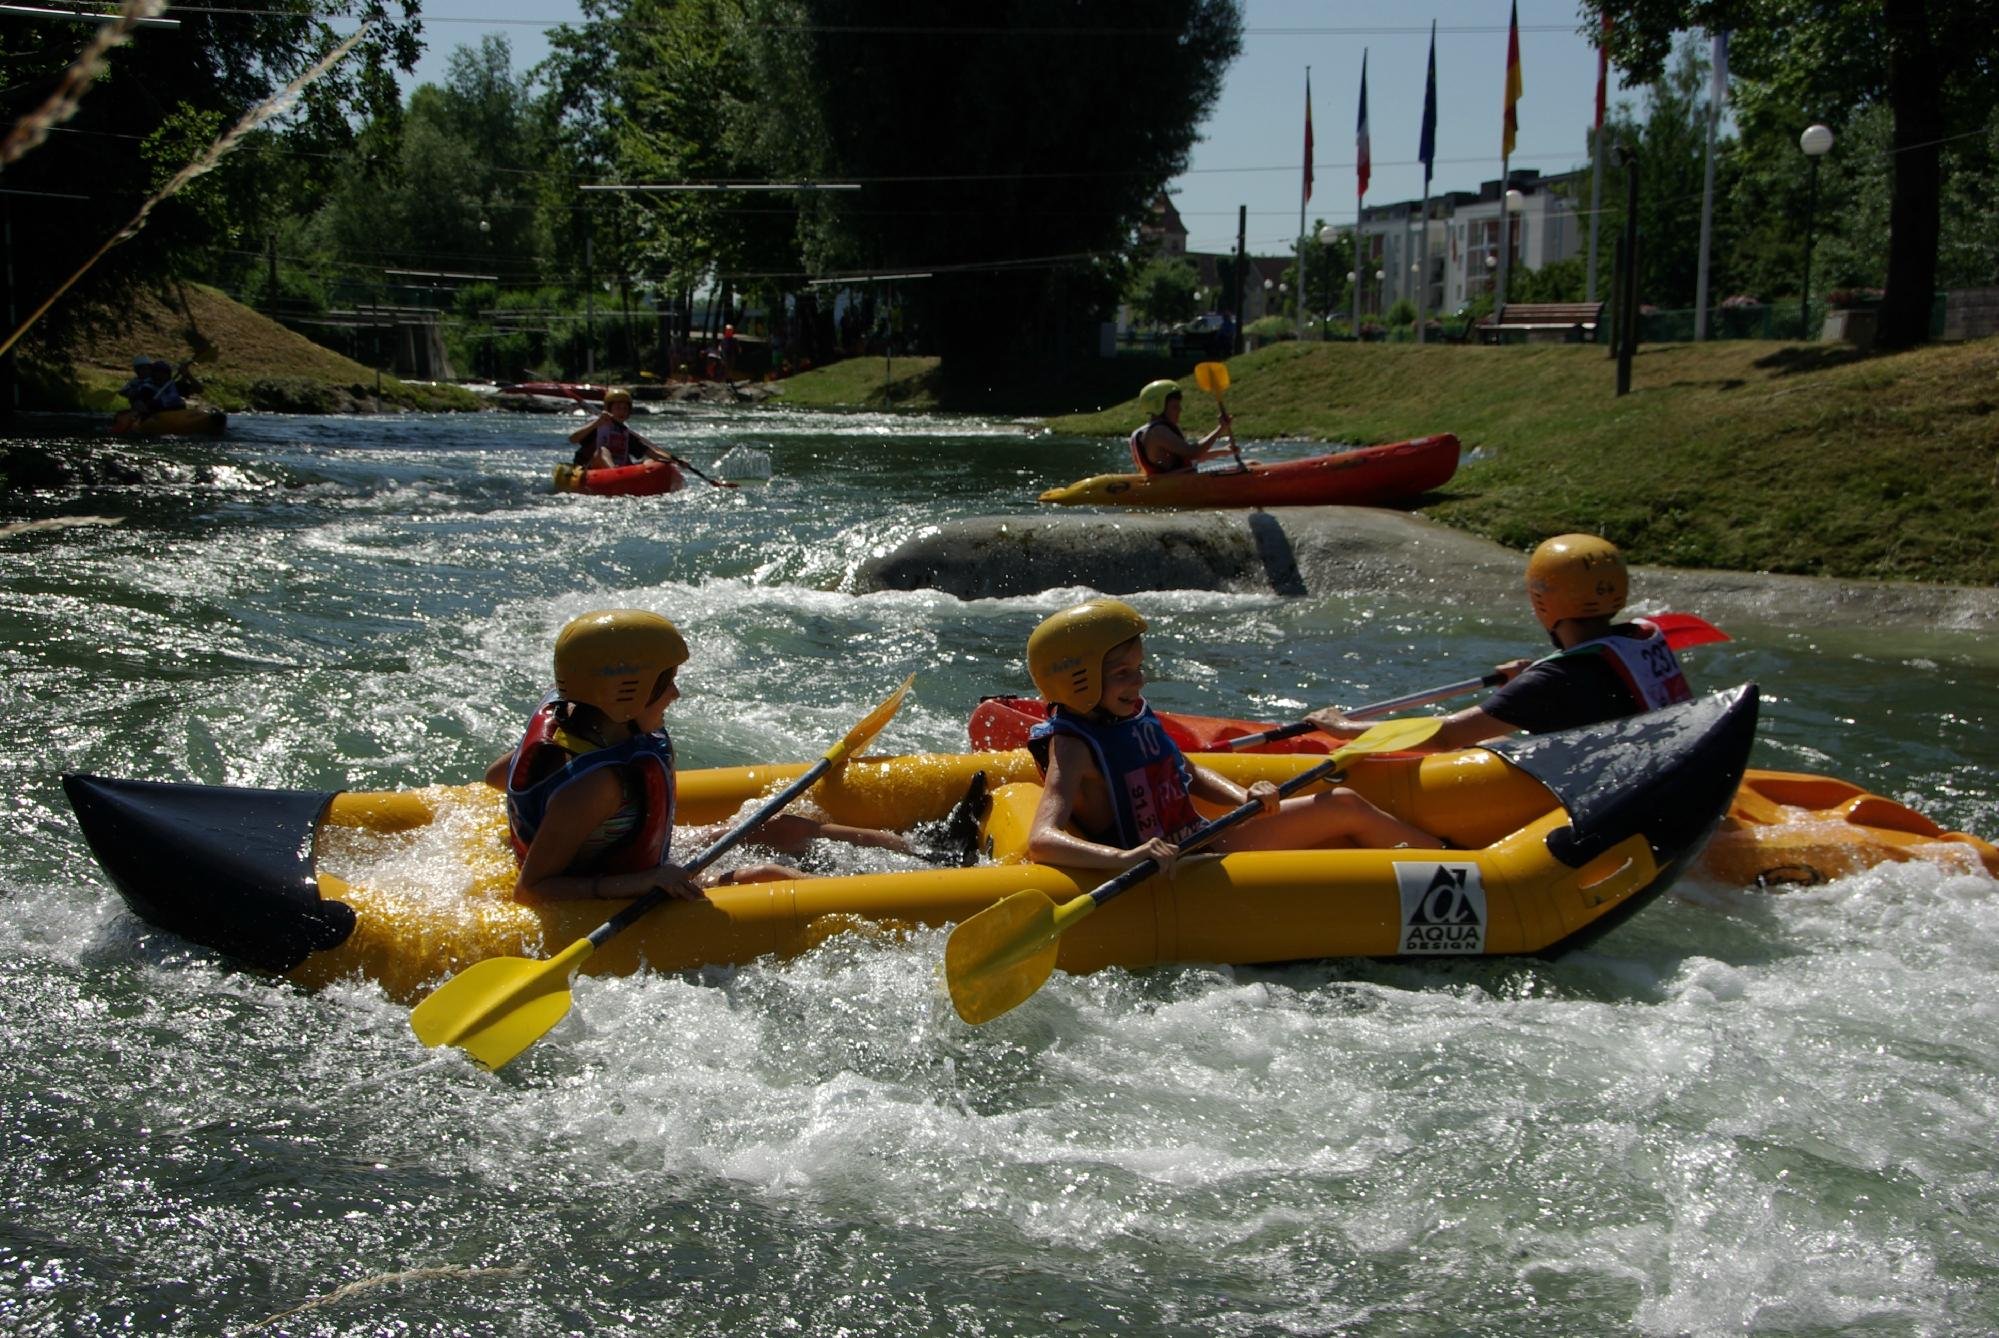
[1418,20,1437,182]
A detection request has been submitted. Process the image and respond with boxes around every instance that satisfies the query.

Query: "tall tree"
[729,0,1243,373]
[1583,0,1998,349]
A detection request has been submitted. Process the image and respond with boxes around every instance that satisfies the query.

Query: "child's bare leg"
[818,822,913,853]
[1212,788,1443,853]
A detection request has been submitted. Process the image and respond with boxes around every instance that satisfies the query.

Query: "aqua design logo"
[1395,862,1487,954]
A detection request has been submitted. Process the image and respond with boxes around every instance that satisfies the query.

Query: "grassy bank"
[22,282,481,413]
[1036,339,1995,587]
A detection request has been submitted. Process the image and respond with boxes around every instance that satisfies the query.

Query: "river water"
[2,406,1996,1336]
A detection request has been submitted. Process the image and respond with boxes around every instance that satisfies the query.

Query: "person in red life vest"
[485,609,906,901]
[1129,378,1232,476]
[1023,599,1441,876]
[1306,533,1695,751]
[566,388,676,470]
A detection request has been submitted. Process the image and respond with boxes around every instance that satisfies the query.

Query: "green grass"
[1047,339,1999,586]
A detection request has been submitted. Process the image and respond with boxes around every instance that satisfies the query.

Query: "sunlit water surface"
[2,406,1996,1335]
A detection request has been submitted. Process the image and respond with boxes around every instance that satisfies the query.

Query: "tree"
[729,0,1244,375]
[1126,258,1199,328]
[0,0,421,344]
[1583,0,1999,349]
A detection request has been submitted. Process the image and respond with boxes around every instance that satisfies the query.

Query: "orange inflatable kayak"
[1037,433,1459,508]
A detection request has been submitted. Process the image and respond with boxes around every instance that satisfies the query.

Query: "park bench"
[1478,301,1605,344]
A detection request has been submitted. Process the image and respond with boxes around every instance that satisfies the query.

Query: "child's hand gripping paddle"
[943,715,1440,1025]
[1192,361,1244,472]
[411,674,914,1070]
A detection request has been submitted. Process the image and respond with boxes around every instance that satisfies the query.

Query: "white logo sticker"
[1396,862,1487,954]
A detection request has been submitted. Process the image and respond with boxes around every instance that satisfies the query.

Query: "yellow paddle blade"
[1333,715,1441,761]
[410,937,596,1071]
[1193,361,1230,396]
[827,673,914,770]
[945,889,1100,1024]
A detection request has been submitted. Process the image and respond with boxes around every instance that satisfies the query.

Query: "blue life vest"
[503,695,676,873]
[1028,701,1204,846]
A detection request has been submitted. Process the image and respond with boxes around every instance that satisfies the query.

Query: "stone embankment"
[857,508,1999,645]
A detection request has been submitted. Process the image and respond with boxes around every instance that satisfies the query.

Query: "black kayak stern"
[63,774,356,973]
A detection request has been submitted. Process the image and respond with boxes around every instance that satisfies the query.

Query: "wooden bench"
[1479,301,1605,344]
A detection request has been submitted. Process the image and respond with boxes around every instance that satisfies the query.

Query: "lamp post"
[1495,188,1524,313]
[1800,124,1834,340]
[1263,277,1273,323]
[1319,223,1340,337]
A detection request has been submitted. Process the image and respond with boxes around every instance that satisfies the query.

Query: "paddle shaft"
[1218,675,1503,750]
[1214,613,1729,751]
[585,753,836,947]
[1081,757,1341,912]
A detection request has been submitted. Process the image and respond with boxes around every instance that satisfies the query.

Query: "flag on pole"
[1355,49,1371,198]
[1594,14,1611,130]
[1418,22,1437,180]
[1302,71,1314,205]
[1710,29,1729,109]
[1502,0,1522,159]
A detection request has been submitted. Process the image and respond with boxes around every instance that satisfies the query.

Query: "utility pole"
[1231,205,1246,356]
[266,233,279,311]
[1616,145,1640,397]
[584,235,596,379]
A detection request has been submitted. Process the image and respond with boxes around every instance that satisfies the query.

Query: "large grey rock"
[857,507,1999,642]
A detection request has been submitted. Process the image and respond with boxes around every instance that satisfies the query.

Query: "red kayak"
[968,695,1339,754]
[1038,434,1460,508]
[551,459,684,497]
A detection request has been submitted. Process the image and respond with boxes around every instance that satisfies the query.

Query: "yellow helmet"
[1027,599,1148,713]
[603,387,633,407]
[553,609,688,721]
[1138,379,1182,415]
[1525,533,1628,629]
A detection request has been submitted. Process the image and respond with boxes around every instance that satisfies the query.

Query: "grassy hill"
[22,281,478,413]
[1035,338,1995,587]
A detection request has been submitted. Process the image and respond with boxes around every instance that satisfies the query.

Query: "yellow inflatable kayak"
[63,688,1757,1003]
[109,407,227,437]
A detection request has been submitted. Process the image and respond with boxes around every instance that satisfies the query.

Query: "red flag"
[1594,14,1611,130]
[1503,0,1523,158]
[1302,72,1314,205]
[1355,50,1371,199]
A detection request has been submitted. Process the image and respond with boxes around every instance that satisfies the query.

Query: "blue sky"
[406,0,1633,260]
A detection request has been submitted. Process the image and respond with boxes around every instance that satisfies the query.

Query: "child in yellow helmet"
[486,608,908,901]
[567,387,677,470]
[1130,379,1232,476]
[1023,599,1442,875]
[1306,533,1693,750]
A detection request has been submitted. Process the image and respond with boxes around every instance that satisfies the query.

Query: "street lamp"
[1800,124,1834,339]
[1496,188,1524,311]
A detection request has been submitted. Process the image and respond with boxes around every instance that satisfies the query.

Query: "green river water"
[1,405,1995,1336]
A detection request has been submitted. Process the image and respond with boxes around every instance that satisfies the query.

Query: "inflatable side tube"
[62,774,356,972]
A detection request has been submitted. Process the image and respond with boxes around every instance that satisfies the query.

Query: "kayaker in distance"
[485,608,908,901]
[1023,598,1443,876]
[118,355,186,420]
[1306,533,1694,750]
[1130,378,1233,475]
[567,387,675,470]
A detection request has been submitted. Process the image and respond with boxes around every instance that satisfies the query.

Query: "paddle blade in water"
[411,938,594,1070]
[945,890,1067,1024]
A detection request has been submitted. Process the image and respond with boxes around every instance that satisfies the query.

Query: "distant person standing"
[1128,379,1232,476]
[720,324,739,380]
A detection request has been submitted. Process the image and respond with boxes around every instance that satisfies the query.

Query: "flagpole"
[1417,21,1436,345]
[1298,66,1310,343]
[1496,1,1521,319]
[1353,49,1368,336]
[1694,30,1724,341]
